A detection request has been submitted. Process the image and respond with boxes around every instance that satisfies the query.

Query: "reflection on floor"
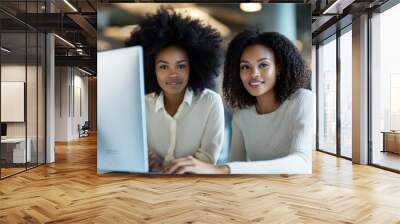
[373,150,400,171]
[0,167,25,178]
[0,163,41,178]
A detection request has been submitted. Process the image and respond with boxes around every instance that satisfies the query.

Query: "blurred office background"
[97,3,311,65]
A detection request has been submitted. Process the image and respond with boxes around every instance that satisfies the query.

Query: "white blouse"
[145,88,224,165]
[226,89,315,174]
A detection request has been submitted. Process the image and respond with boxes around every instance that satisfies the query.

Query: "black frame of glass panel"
[316,44,319,151]
[367,11,372,167]
[336,28,341,159]
[0,22,2,179]
[0,0,47,180]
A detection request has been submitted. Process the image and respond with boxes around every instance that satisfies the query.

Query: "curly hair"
[223,30,311,109]
[126,7,223,95]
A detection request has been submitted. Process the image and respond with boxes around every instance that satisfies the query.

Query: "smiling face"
[155,46,190,96]
[239,44,278,98]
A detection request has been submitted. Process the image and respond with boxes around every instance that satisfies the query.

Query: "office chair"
[79,121,90,138]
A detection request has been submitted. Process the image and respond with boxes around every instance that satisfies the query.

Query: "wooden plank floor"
[1,167,26,178]
[1,134,400,224]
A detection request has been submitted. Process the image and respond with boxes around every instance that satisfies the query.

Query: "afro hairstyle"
[223,30,311,109]
[126,7,223,95]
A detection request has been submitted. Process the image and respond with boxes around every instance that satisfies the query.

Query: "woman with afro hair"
[167,31,315,174]
[126,7,225,173]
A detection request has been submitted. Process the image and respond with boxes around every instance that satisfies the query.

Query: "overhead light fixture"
[97,39,111,51]
[1,47,11,53]
[322,0,354,15]
[78,67,92,76]
[54,34,75,48]
[63,0,78,12]
[322,0,341,14]
[103,25,139,41]
[75,42,84,48]
[76,48,86,56]
[240,3,262,12]
[175,8,231,37]
[295,40,304,51]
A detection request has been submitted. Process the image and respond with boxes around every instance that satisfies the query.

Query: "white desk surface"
[1,138,29,144]
[1,137,32,163]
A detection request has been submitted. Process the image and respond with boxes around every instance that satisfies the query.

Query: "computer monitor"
[1,123,7,137]
[97,46,149,173]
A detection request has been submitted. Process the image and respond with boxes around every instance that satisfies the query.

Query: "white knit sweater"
[226,88,315,174]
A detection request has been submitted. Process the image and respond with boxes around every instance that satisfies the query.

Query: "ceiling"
[0,0,97,74]
[310,0,389,44]
[1,0,394,75]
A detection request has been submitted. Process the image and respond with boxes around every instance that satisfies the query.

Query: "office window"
[371,2,400,171]
[317,37,337,154]
[340,29,352,158]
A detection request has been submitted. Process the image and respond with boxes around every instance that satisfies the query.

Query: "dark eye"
[177,64,187,70]
[159,64,168,70]
[259,63,269,69]
[240,64,250,70]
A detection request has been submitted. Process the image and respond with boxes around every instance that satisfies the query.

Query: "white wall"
[1,65,37,138]
[1,66,26,137]
[55,66,69,141]
[55,67,89,141]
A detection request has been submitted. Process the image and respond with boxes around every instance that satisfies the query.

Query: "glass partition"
[1,30,28,178]
[0,1,46,179]
[339,28,352,158]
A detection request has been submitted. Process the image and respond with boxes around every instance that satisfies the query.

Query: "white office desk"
[1,138,31,163]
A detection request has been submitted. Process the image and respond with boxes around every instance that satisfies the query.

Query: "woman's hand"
[148,149,162,171]
[162,156,230,174]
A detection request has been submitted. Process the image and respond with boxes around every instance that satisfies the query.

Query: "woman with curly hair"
[166,30,315,174]
[126,7,225,172]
